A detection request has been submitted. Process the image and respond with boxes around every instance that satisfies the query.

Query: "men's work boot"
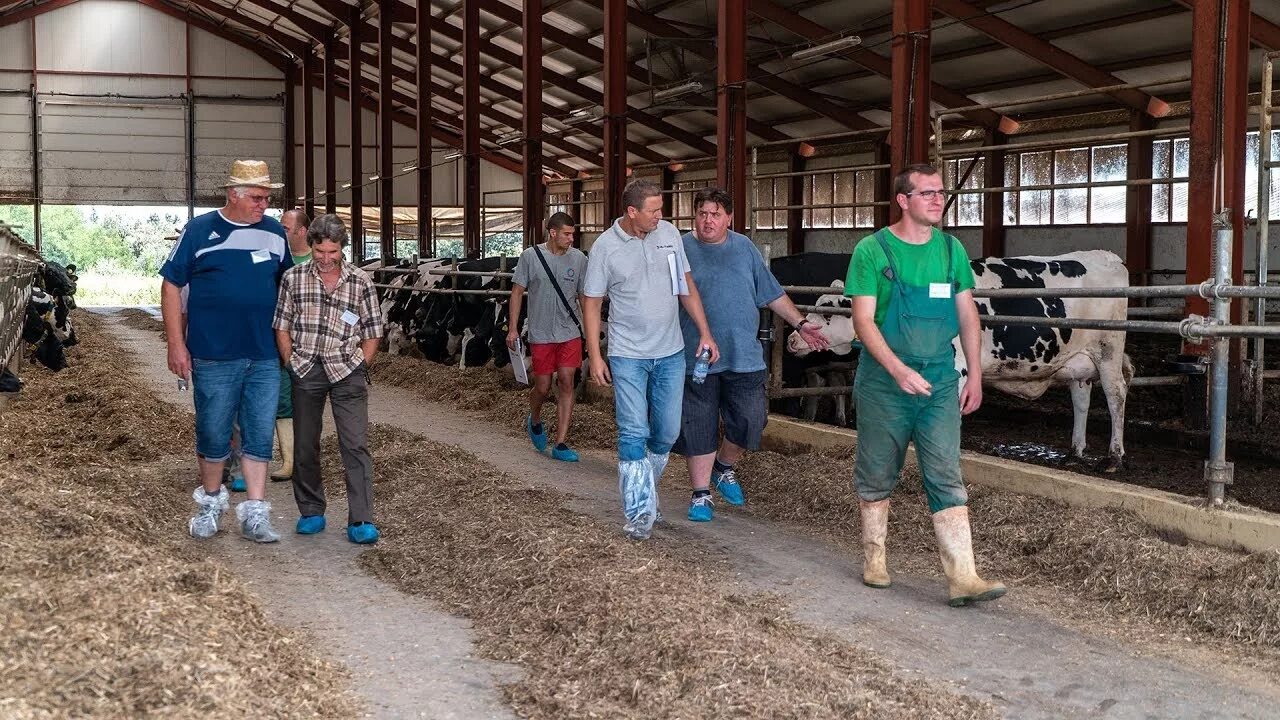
[859,499,892,589]
[270,418,294,481]
[932,505,1006,607]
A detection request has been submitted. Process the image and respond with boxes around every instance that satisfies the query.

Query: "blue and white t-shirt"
[160,210,291,360]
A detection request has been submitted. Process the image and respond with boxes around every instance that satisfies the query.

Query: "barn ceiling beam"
[471,0,790,144]
[626,6,880,132]
[139,0,291,70]
[745,0,1014,132]
[890,0,931,199]
[0,0,80,27]
[932,0,1170,118]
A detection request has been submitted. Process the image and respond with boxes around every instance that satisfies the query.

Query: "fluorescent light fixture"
[369,174,380,181]
[402,164,418,173]
[652,81,703,102]
[497,131,523,146]
[444,151,462,161]
[296,195,306,200]
[341,182,352,189]
[791,35,861,61]
[569,105,594,117]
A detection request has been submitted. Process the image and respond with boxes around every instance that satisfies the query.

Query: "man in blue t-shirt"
[675,187,829,522]
[160,159,293,543]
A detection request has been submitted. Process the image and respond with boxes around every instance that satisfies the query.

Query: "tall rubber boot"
[932,505,1006,607]
[270,418,294,481]
[859,499,891,588]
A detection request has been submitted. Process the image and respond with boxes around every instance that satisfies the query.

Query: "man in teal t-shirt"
[845,163,1005,608]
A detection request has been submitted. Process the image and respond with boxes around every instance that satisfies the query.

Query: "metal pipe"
[1255,56,1273,426]
[751,125,889,148]
[937,126,1188,158]
[370,284,511,296]
[427,269,516,277]
[948,176,1187,195]
[770,385,852,398]
[940,75,1191,115]
[1129,376,1186,387]
[785,283,1280,299]
[1205,221,1234,506]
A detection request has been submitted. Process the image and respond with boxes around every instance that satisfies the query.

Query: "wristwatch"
[795,319,810,330]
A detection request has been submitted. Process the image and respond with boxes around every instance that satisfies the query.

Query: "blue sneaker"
[687,495,714,522]
[228,474,247,493]
[550,443,579,462]
[526,415,548,453]
[348,522,380,544]
[713,467,745,506]
[296,515,326,534]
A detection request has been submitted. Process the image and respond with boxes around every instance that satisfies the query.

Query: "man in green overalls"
[846,163,1005,607]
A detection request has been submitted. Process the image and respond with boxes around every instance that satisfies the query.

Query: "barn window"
[942,157,984,227]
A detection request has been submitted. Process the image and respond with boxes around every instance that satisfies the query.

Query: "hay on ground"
[355,424,994,720]
[0,311,360,718]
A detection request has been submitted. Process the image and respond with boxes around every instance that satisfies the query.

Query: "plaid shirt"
[273,260,384,382]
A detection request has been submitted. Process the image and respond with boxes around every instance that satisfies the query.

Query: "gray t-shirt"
[512,244,588,344]
[583,218,691,360]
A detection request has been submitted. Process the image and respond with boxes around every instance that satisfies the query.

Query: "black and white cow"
[23,288,67,371]
[789,250,1133,471]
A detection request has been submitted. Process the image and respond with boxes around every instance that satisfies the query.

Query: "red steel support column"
[416,0,433,257]
[379,0,395,260]
[324,31,337,215]
[522,0,544,249]
[1126,111,1153,292]
[982,130,1006,257]
[303,48,316,217]
[874,141,891,229]
[463,0,481,257]
[889,0,931,222]
[717,0,747,229]
[1185,0,1248,327]
[283,62,296,212]
[569,178,583,247]
[348,13,364,261]
[787,154,805,254]
[602,0,627,221]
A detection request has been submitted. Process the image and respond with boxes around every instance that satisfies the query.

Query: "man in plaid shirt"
[273,213,385,544]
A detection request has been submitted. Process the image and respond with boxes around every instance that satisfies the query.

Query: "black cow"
[769,252,856,423]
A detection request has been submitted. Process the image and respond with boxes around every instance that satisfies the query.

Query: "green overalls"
[853,229,968,513]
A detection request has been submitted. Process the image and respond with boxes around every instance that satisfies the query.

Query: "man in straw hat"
[160,159,293,543]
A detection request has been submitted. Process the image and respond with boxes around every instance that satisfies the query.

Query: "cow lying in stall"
[788,250,1133,472]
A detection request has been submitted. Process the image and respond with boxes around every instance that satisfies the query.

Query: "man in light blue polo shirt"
[160,159,292,544]
[583,179,719,540]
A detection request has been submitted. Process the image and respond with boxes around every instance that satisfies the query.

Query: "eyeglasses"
[245,194,272,205]
[906,189,947,200]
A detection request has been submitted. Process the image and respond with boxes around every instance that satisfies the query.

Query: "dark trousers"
[292,364,374,524]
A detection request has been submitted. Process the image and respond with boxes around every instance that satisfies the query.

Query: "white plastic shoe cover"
[618,459,656,540]
[189,486,228,539]
[236,499,281,543]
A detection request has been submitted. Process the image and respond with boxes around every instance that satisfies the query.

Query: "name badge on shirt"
[340,310,360,326]
[929,283,952,299]
[250,249,272,264]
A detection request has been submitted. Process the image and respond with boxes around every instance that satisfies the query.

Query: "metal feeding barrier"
[0,226,42,377]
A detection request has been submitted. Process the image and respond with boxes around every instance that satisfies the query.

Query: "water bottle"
[177,377,189,392]
[691,348,711,385]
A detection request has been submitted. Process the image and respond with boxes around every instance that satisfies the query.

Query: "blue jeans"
[609,351,685,462]
[191,358,280,463]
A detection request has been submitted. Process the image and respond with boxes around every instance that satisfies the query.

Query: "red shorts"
[530,338,583,375]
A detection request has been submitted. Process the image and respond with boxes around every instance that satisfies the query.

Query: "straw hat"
[218,159,284,189]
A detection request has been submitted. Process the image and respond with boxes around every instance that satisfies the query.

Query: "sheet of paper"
[511,337,530,385]
[340,310,359,326]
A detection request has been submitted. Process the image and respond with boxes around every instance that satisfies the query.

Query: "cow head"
[786,280,856,357]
